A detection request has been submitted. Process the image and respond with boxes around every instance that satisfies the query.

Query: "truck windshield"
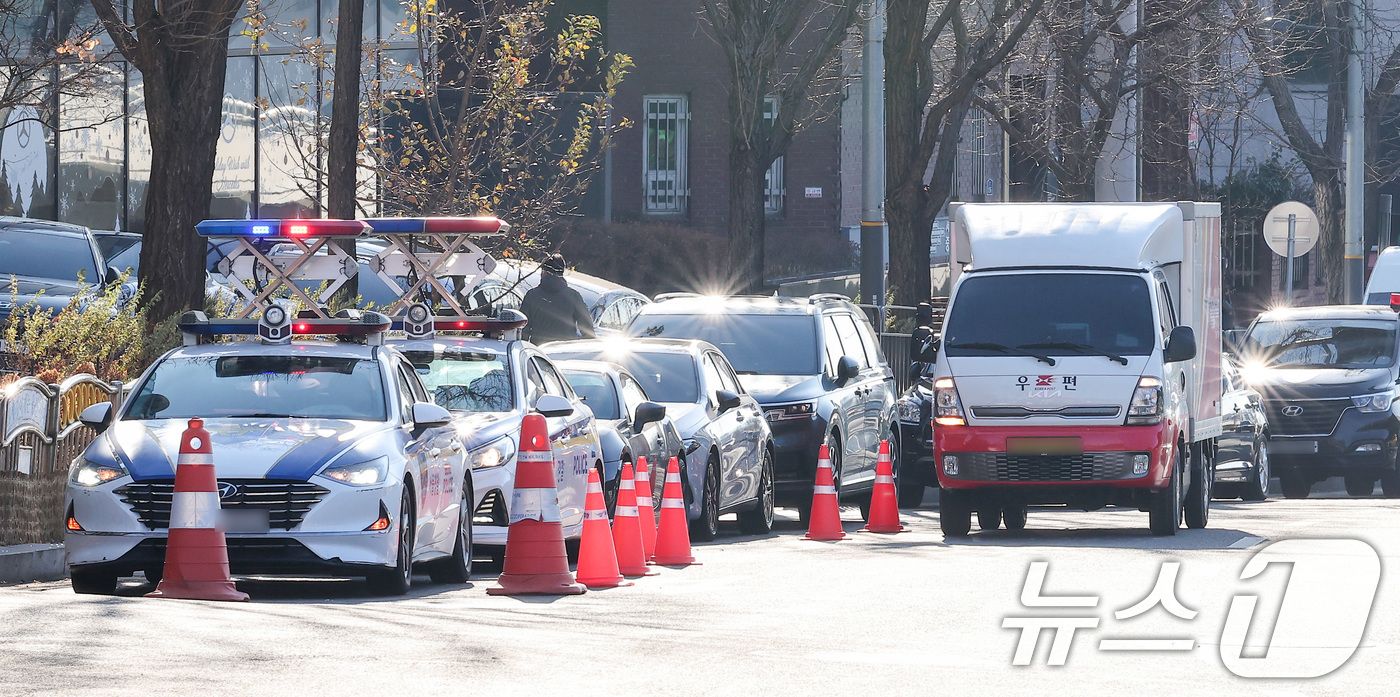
[944,273,1156,359]
[1244,318,1396,369]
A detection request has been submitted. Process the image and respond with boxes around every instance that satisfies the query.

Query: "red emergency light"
[363,217,510,235]
[196,219,370,238]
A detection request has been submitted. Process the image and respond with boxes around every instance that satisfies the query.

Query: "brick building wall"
[605,0,844,236]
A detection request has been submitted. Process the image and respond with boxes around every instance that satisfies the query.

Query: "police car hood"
[446,410,518,449]
[100,417,397,481]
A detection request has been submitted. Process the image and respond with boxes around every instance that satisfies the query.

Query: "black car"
[1236,305,1400,498]
[627,293,902,521]
[1213,359,1270,500]
[0,217,125,322]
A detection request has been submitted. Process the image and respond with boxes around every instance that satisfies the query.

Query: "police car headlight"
[321,456,389,486]
[70,458,128,487]
[469,436,515,470]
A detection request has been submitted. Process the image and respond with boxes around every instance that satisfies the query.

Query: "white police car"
[389,304,602,560]
[64,306,475,596]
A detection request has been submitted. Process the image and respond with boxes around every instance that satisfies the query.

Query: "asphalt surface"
[2,491,1397,696]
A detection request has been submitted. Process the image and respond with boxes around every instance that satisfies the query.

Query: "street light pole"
[1345,0,1365,302]
[860,0,888,319]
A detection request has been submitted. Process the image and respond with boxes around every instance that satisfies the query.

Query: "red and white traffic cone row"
[807,439,906,541]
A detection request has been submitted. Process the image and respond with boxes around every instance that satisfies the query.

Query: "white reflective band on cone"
[817,461,832,470]
[875,475,894,484]
[177,453,215,466]
[509,487,562,524]
[517,450,552,463]
[813,486,837,495]
[638,495,653,506]
[172,491,220,529]
[584,509,609,521]
[666,472,681,483]
[615,505,639,517]
[661,498,685,509]
[588,482,604,494]
[620,480,635,491]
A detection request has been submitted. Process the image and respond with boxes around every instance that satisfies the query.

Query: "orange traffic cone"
[652,457,699,566]
[804,444,846,541]
[612,462,654,576]
[574,467,630,589]
[147,418,248,601]
[487,413,587,596]
[862,440,905,533]
[634,457,658,561]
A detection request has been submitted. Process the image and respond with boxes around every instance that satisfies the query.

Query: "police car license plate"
[219,509,270,533]
[1269,440,1318,455]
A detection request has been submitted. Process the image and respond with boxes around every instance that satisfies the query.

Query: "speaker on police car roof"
[259,304,291,343]
[403,302,434,339]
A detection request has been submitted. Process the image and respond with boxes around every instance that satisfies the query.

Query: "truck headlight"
[764,401,816,422]
[70,458,128,487]
[321,456,389,486]
[1126,376,1163,425]
[933,378,965,426]
[469,436,516,470]
[1352,391,1395,413]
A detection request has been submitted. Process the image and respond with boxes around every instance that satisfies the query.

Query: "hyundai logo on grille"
[1282,405,1305,417]
[217,482,240,500]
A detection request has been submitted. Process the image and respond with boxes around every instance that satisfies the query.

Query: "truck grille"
[948,452,1146,482]
[971,405,1122,419]
[115,479,329,531]
[1263,398,1351,436]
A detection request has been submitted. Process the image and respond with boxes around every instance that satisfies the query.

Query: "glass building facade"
[0,0,412,233]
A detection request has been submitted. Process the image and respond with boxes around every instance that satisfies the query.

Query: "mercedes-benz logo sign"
[217,482,239,500]
[1282,405,1305,417]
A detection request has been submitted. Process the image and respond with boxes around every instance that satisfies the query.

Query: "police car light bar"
[396,304,527,340]
[179,309,392,346]
[363,217,510,236]
[196,219,370,238]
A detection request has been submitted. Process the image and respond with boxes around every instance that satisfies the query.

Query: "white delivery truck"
[929,202,1223,536]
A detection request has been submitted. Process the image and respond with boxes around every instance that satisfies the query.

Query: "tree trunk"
[886,178,930,305]
[137,41,234,322]
[884,0,931,306]
[328,0,364,301]
[1313,169,1346,304]
[727,141,767,293]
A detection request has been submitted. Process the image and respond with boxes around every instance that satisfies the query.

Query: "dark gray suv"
[626,294,899,520]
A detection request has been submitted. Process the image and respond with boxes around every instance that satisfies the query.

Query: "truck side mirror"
[1164,326,1197,363]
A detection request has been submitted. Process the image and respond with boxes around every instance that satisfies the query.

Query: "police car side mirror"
[411,402,452,434]
[633,401,666,428]
[535,394,574,418]
[836,356,860,386]
[1164,326,1197,364]
[79,402,112,433]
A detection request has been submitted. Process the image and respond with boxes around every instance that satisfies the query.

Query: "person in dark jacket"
[519,254,596,345]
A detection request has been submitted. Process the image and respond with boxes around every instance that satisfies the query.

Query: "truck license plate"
[1268,440,1318,455]
[1006,437,1084,456]
[219,509,270,533]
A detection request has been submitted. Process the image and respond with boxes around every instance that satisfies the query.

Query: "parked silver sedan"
[554,359,687,515]
[545,338,776,539]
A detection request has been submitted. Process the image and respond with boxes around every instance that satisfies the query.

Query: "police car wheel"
[367,488,414,596]
[427,492,473,585]
[143,565,163,586]
[70,567,118,595]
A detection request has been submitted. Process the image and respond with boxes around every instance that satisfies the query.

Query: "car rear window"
[550,349,700,403]
[0,229,99,282]
[125,355,387,421]
[627,313,820,376]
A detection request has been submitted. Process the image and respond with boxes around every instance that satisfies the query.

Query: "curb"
[0,544,66,583]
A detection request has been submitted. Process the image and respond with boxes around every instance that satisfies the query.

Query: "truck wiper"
[947,342,1056,366]
[1018,342,1130,366]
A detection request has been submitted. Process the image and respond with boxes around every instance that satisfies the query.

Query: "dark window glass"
[125,355,387,421]
[562,370,620,420]
[628,313,820,376]
[0,228,97,281]
[549,350,700,404]
[402,350,513,413]
[944,273,1156,357]
[1244,318,1397,369]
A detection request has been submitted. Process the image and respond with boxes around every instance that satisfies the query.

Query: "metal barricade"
[0,374,123,545]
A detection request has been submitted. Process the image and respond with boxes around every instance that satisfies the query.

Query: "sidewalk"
[0,544,65,584]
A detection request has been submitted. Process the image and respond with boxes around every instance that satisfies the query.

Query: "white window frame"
[763,97,785,214]
[643,95,689,214]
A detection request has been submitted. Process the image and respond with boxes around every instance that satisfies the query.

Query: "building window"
[763,97,784,214]
[643,95,688,213]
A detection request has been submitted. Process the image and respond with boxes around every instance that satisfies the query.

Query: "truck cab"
[931,203,1223,537]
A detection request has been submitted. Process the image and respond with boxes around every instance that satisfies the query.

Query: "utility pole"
[1345,0,1365,302]
[860,0,887,318]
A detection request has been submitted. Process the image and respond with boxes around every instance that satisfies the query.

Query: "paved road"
[2,495,1396,695]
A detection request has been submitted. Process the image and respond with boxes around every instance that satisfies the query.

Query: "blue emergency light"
[363,217,509,235]
[196,219,370,238]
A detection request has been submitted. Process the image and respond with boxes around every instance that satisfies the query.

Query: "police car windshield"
[550,350,699,404]
[125,356,388,421]
[627,314,820,375]
[402,351,513,413]
[944,273,1156,358]
[1244,318,1397,369]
